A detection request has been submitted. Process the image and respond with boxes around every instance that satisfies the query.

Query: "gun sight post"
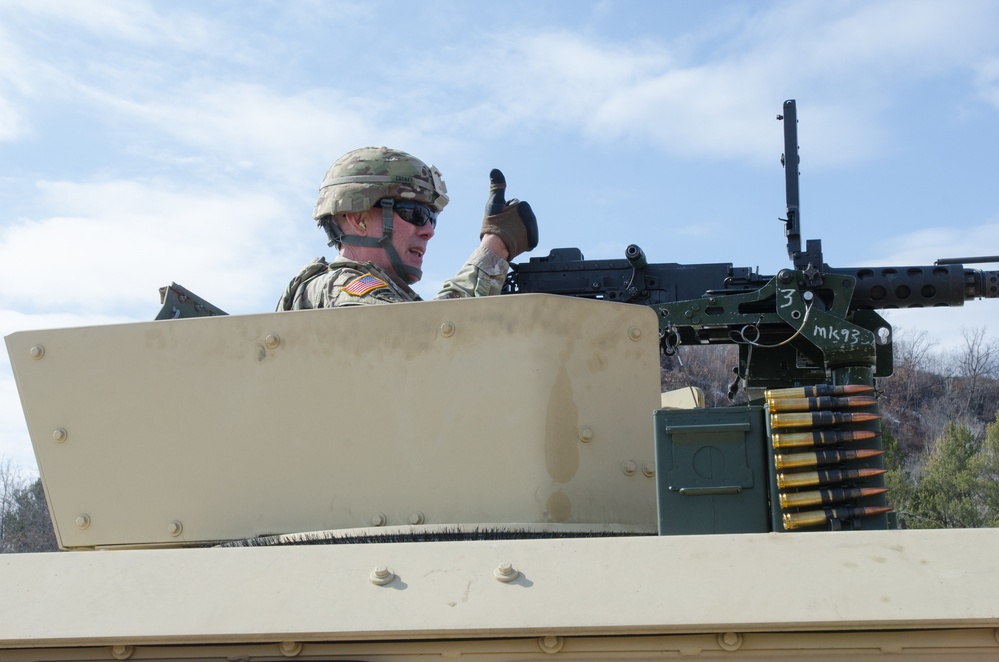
[780,100,824,283]
[780,100,801,262]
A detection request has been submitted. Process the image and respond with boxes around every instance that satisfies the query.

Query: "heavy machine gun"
[503,100,998,394]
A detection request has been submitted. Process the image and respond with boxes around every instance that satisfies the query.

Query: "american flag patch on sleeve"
[343,274,388,296]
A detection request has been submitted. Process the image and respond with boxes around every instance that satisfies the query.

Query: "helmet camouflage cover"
[312,146,449,221]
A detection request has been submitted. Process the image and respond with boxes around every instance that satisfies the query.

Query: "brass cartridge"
[779,486,888,509]
[770,411,880,430]
[777,467,886,490]
[771,429,879,449]
[774,448,884,470]
[767,396,879,413]
[782,505,893,530]
[766,384,874,400]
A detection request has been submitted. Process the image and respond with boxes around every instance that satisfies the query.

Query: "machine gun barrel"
[828,264,999,309]
[504,248,998,310]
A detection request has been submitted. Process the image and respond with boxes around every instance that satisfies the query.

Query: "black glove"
[480,169,538,260]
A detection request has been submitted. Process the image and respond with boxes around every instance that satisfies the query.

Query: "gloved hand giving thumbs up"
[480,169,538,261]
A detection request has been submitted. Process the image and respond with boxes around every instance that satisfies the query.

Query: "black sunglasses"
[377,199,438,228]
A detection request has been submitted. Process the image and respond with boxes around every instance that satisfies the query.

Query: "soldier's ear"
[342,212,367,235]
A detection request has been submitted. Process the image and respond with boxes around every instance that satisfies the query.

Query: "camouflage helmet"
[312,147,449,221]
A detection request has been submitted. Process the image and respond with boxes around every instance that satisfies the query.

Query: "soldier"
[277,147,538,309]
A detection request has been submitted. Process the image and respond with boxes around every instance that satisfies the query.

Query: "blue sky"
[2,0,998,473]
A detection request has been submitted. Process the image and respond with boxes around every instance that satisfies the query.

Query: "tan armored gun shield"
[6,294,661,549]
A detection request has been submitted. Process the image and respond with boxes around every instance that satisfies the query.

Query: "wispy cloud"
[419,1,999,166]
[74,81,383,189]
[2,0,216,47]
[5,0,997,180]
[0,180,294,315]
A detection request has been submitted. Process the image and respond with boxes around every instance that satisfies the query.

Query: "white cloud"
[0,180,296,315]
[5,0,997,185]
[0,23,41,141]
[1,0,213,47]
[82,82,384,189]
[415,1,999,167]
[0,0,224,139]
[0,95,24,142]
[746,1,995,77]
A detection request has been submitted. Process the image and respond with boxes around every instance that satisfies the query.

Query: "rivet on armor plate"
[628,326,642,341]
[75,514,91,529]
[718,632,743,651]
[52,428,67,443]
[494,562,519,582]
[408,511,425,525]
[371,512,387,526]
[578,426,593,442]
[264,333,281,349]
[538,635,564,654]
[168,520,183,537]
[369,565,395,586]
[622,460,638,476]
[110,644,134,660]
[642,462,656,477]
[279,641,303,657]
[29,345,45,359]
[439,321,455,337]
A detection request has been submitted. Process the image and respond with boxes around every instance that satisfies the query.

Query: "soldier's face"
[393,209,435,280]
[366,208,436,282]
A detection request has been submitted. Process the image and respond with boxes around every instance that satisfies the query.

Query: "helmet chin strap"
[335,199,422,284]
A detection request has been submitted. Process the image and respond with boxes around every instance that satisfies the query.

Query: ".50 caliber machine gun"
[502,100,998,394]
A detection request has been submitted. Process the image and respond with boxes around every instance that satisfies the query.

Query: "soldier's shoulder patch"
[343,273,388,297]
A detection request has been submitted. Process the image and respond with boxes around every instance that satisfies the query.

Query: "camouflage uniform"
[277,245,509,310]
